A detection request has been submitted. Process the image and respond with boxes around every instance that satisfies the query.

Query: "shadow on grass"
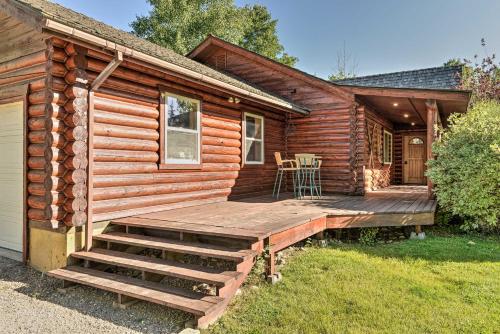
[0,257,189,334]
[330,230,500,263]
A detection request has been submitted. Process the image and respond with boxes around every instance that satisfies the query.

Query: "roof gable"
[188,35,354,103]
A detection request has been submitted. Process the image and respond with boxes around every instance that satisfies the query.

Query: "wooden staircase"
[48,219,262,328]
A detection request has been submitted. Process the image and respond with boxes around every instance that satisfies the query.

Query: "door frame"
[0,85,28,263]
[402,133,427,184]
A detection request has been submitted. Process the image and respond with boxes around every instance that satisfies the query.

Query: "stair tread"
[48,266,224,316]
[93,232,257,262]
[72,249,241,287]
[111,216,263,241]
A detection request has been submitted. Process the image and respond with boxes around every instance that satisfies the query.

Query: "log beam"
[426,99,438,199]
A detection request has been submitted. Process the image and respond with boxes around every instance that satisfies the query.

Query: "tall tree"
[239,4,297,66]
[131,0,297,66]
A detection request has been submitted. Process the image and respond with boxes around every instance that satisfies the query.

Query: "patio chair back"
[295,153,316,168]
[274,152,284,167]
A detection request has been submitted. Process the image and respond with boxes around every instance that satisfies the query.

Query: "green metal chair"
[295,154,322,199]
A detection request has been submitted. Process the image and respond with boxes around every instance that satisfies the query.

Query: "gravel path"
[0,256,191,334]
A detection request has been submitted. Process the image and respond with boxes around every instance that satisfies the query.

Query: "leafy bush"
[359,228,378,245]
[427,100,500,230]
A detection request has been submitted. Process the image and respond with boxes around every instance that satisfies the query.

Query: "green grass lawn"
[207,230,500,334]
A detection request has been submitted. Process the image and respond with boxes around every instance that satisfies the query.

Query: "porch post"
[425,100,438,199]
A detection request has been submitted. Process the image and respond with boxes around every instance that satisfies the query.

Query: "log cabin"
[0,0,470,328]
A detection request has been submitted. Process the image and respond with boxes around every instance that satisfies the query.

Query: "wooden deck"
[50,186,436,328]
[114,185,436,242]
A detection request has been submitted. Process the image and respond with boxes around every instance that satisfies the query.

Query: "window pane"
[383,132,392,163]
[167,130,198,162]
[245,115,262,139]
[410,137,424,145]
[245,139,262,162]
[167,95,198,130]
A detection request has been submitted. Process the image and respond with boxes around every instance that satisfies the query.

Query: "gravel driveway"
[0,256,191,334]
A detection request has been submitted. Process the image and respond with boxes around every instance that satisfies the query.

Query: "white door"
[0,101,24,252]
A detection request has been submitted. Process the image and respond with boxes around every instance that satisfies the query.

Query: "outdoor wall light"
[393,102,399,107]
[411,122,415,126]
[404,113,409,118]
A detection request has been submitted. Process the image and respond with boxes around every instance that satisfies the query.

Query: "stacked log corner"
[62,43,89,226]
[350,103,365,195]
[26,38,89,228]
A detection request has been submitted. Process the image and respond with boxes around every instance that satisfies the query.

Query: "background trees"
[131,0,297,66]
[328,41,358,81]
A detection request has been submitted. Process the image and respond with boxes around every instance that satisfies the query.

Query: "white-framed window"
[383,130,393,164]
[244,112,264,164]
[162,92,201,165]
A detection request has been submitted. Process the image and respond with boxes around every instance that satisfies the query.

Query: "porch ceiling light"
[403,113,409,118]
[393,102,399,107]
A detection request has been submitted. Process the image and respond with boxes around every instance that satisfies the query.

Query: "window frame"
[243,112,265,165]
[383,130,393,164]
[159,90,202,170]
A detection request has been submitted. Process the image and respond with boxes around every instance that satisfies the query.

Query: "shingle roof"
[333,66,462,90]
[12,0,308,113]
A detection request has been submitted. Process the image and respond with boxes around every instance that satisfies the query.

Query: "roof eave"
[337,83,471,103]
[39,19,309,115]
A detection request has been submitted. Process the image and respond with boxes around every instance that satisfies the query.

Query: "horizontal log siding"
[86,48,286,222]
[210,50,356,193]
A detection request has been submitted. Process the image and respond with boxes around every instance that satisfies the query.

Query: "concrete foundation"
[28,221,109,272]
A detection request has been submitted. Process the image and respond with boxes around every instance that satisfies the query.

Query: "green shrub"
[359,228,378,245]
[427,100,500,230]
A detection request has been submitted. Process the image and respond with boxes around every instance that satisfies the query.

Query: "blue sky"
[53,0,500,79]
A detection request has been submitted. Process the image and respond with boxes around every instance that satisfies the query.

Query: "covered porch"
[346,85,470,198]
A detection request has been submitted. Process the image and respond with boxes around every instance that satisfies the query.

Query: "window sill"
[244,162,265,166]
[159,163,203,170]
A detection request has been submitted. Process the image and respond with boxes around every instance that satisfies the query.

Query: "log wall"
[203,49,359,194]
[81,47,286,222]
